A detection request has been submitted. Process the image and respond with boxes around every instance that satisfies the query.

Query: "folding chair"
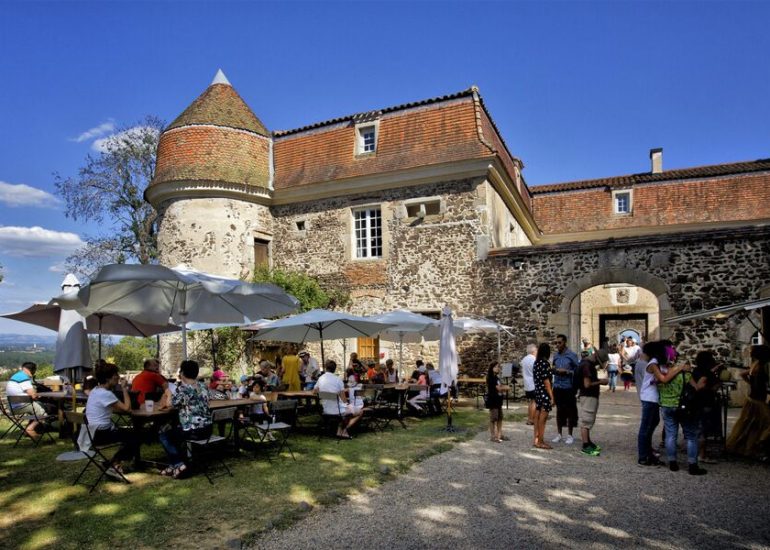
[186,406,236,484]
[317,391,345,440]
[7,395,57,447]
[377,387,407,429]
[64,411,130,493]
[254,400,296,461]
[1,394,31,443]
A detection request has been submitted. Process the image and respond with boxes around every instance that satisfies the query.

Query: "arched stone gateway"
[553,268,673,350]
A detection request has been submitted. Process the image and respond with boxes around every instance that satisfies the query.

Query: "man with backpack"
[551,334,581,445]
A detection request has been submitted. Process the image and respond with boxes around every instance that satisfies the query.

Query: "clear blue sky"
[1,0,769,335]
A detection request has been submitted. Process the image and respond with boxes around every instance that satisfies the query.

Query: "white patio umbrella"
[2,302,180,359]
[248,309,394,364]
[439,306,459,431]
[365,309,441,379]
[58,264,299,359]
[453,316,512,363]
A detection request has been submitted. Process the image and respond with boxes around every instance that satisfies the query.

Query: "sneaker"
[551,434,562,443]
[688,464,707,476]
[581,446,600,456]
[669,461,680,472]
[588,442,601,452]
[564,435,575,445]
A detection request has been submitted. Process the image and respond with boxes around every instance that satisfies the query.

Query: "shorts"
[580,397,599,429]
[489,407,503,422]
[525,390,536,400]
[12,401,47,418]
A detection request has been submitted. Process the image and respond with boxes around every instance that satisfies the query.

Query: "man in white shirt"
[6,362,47,438]
[314,360,362,438]
[298,350,320,389]
[622,337,642,367]
[520,344,537,426]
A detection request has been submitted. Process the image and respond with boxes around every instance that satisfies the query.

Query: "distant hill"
[0,333,57,347]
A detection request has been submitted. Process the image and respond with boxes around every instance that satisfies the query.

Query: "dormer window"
[612,189,633,215]
[354,121,379,156]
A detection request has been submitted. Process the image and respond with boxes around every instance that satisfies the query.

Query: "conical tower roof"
[166,70,269,136]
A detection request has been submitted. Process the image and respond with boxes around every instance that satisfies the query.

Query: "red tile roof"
[531,158,770,194]
[167,83,269,136]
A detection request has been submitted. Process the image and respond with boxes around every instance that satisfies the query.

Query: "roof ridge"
[531,157,770,193]
[273,87,477,137]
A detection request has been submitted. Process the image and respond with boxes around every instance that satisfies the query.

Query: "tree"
[111,336,157,372]
[54,116,164,276]
[251,266,350,312]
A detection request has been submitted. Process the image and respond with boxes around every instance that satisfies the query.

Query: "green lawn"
[0,409,502,549]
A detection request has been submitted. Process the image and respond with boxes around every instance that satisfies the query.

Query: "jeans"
[158,425,212,467]
[637,400,660,462]
[661,406,700,465]
[608,369,618,391]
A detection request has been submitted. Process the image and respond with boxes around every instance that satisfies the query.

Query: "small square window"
[406,201,441,218]
[355,122,379,156]
[613,191,632,214]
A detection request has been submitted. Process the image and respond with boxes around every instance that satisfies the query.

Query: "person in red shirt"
[130,358,168,404]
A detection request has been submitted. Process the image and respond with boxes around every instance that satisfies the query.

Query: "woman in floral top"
[158,359,212,478]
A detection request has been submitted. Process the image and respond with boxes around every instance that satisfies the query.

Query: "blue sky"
[1,0,769,335]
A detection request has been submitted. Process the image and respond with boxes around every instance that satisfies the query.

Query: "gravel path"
[250,390,770,549]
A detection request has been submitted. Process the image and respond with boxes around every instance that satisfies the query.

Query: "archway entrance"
[599,313,648,348]
[550,268,672,351]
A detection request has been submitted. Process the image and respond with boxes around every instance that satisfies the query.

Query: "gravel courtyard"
[251,389,770,549]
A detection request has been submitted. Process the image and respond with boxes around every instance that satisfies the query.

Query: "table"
[37,391,88,437]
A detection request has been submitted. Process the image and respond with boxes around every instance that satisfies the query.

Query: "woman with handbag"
[651,348,708,475]
[726,345,770,459]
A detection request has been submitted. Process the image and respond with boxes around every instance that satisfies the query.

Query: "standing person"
[726,344,770,459]
[651,353,705,474]
[637,341,667,466]
[385,359,398,383]
[533,343,555,449]
[298,350,319,390]
[158,359,213,479]
[578,349,610,456]
[692,351,722,464]
[130,358,168,405]
[607,343,620,393]
[520,344,537,426]
[621,337,641,391]
[6,362,47,439]
[551,334,580,445]
[281,345,301,392]
[486,362,506,442]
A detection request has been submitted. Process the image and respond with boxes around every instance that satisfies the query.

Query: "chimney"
[650,148,663,174]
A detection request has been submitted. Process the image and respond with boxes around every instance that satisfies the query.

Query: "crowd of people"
[512,335,770,473]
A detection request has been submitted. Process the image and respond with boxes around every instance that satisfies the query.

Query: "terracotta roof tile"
[531,158,770,193]
[167,83,269,136]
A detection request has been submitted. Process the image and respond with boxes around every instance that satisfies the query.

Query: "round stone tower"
[146,70,273,279]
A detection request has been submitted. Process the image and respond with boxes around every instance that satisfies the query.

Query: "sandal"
[172,464,188,479]
[535,443,553,450]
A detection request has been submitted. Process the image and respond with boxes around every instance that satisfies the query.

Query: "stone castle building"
[146,70,770,372]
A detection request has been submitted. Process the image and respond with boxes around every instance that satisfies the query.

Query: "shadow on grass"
[0,410,489,550]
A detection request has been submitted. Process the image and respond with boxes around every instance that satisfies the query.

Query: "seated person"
[84,362,138,476]
[6,361,48,439]
[409,359,425,383]
[247,378,270,420]
[208,370,231,399]
[345,367,359,385]
[158,360,213,479]
[130,358,168,405]
[257,360,280,389]
[370,365,386,385]
[385,359,398,383]
[238,375,252,397]
[82,376,99,396]
[427,362,442,386]
[366,362,377,382]
[408,366,429,412]
[314,359,363,439]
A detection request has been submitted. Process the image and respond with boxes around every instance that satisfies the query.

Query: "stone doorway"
[599,313,648,349]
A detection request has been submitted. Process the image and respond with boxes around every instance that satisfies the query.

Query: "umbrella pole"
[399,334,405,382]
[98,314,103,361]
[182,322,188,360]
[319,326,325,365]
[497,327,501,364]
[209,329,217,368]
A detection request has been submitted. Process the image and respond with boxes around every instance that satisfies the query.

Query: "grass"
[0,409,503,550]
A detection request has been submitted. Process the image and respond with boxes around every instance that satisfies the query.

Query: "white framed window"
[353,206,383,259]
[612,190,633,214]
[355,121,379,155]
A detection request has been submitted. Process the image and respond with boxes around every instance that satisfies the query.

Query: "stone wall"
[484,226,770,368]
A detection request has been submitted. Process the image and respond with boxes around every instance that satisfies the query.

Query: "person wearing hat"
[578,348,610,456]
